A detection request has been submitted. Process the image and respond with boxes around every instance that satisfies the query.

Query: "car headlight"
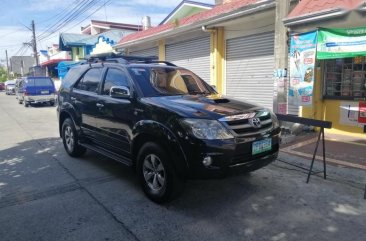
[181,119,234,140]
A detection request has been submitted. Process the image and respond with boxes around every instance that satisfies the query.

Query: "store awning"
[40,58,71,67]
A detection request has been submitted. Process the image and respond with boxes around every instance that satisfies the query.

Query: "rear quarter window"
[61,65,89,89]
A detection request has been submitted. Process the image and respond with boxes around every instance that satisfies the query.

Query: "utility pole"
[31,20,39,66]
[273,0,291,114]
[5,50,10,78]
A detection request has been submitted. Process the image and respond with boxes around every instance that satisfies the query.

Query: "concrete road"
[0,92,365,241]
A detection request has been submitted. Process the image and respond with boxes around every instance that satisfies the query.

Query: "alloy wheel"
[64,126,74,152]
[143,154,166,191]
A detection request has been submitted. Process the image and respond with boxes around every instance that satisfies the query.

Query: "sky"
[0,0,214,66]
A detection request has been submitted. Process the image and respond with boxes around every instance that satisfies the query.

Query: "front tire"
[61,118,86,157]
[23,100,29,107]
[137,142,184,203]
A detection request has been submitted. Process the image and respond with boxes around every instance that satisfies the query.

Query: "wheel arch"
[58,110,80,137]
[131,121,189,178]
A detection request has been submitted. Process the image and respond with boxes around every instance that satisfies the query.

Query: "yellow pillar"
[210,27,225,94]
[158,40,165,61]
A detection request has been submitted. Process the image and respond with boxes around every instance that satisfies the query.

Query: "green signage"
[317,27,366,59]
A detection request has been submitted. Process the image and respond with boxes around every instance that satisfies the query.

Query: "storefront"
[289,27,366,134]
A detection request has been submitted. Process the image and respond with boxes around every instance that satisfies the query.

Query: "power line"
[0,43,24,48]
[12,45,27,56]
[36,0,81,26]
[37,0,91,39]
[0,28,24,38]
[38,0,102,41]
[63,0,112,34]
[39,0,108,43]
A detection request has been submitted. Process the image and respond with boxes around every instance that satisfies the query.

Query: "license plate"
[41,90,49,94]
[252,138,272,155]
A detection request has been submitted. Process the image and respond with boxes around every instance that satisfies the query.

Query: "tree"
[0,66,8,82]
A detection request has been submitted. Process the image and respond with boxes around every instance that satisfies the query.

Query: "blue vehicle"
[17,77,56,107]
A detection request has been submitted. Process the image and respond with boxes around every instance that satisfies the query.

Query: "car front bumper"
[180,127,281,179]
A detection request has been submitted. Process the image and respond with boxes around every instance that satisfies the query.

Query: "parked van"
[5,80,16,95]
[17,77,56,107]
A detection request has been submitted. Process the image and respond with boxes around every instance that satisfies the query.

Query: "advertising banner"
[289,31,317,106]
[339,102,366,127]
[317,27,366,59]
[340,102,359,126]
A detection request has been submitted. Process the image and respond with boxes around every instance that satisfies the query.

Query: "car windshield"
[26,78,53,86]
[128,66,216,97]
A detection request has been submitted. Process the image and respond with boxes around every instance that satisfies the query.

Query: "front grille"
[220,111,273,136]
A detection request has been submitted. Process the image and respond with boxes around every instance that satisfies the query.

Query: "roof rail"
[86,53,176,66]
[144,61,176,67]
[88,53,157,62]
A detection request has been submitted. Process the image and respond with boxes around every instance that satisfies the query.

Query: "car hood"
[142,94,265,119]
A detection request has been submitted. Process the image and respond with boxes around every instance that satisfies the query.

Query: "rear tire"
[137,142,185,203]
[61,118,86,157]
[50,101,55,106]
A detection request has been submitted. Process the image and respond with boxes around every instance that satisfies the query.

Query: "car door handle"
[96,103,104,108]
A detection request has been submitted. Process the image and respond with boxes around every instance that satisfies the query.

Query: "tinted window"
[62,65,89,89]
[128,67,216,97]
[25,78,53,86]
[75,68,102,93]
[102,68,129,95]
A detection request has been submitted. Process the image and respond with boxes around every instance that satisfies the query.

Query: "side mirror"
[110,86,130,99]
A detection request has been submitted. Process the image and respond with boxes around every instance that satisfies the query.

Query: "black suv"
[57,55,280,203]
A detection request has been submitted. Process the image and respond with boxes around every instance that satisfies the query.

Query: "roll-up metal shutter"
[226,32,275,110]
[129,47,158,57]
[166,36,211,84]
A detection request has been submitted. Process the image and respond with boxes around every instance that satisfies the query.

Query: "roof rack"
[88,52,156,63]
[86,53,176,66]
[144,60,176,67]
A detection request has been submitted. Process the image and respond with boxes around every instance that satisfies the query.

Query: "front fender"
[132,120,189,177]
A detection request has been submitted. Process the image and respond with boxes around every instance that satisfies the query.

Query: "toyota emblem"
[249,118,261,128]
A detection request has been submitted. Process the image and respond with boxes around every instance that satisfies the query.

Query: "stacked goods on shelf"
[342,68,352,96]
[326,72,341,96]
[353,71,365,97]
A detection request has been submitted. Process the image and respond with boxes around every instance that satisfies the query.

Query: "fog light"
[202,156,212,167]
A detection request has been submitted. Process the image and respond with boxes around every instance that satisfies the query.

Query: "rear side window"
[75,68,102,93]
[102,68,129,95]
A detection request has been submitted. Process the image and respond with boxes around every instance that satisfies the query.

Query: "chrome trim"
[225,119,272,130]
[218,112,256,121]
[234,126,273,137]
